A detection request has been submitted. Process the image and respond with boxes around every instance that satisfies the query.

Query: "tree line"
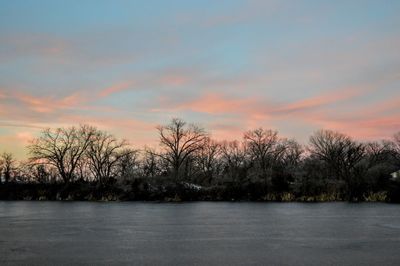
[1,118,400,202]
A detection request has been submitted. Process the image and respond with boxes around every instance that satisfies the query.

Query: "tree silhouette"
[0,152,16,183]
[28,125,96,183]
[156,118,207,181]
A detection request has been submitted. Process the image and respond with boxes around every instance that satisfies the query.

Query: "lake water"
[1,202,400,265]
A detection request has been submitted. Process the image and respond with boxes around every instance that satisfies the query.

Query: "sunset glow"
[0,0,399,159]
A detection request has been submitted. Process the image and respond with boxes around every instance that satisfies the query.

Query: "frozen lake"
[1,202,400,265]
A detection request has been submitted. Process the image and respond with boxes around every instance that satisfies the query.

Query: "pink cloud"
[1,86,120,120]
[273,87,366,114]
[174,92,258,114]
[317,114,400,140]
[207,122,247,141]
[12,91,82,113]
[162,85,367,124]
[98,81,134,97]
[151,83,397,143]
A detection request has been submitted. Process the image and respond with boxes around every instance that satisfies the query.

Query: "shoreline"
[0,182,395,203]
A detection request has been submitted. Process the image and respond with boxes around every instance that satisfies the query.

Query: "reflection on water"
[1,202,400,265]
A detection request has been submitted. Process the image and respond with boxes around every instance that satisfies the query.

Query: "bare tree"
[280,139,303,167]
[309,129,365,181]
[115,148,140,182]
[86,130,131,184]
[156,118,207,181]
[365,141,393,168]
[28,125,96,183]
[244,128,281,185]
[75,157,92,182]
[142,148,162,178]
[0,152,16,183]
[18,162,53,184]
[220,140,249,183]
[309,130,367,200]
[194,137,222,184]
[391,132,400,167]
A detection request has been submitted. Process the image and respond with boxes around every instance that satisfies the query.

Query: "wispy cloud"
[11,91,83,113]
[98,81,135,98]
[272,87,367,115]
[174,92,257,114]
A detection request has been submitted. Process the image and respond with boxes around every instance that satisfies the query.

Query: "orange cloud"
[175,92,257,114]
[98,81,134,97]
[12,91,82,113]
[156,86,370,133]
[274,87,365,114]
[317,114,400,141]
[150,83,394,143]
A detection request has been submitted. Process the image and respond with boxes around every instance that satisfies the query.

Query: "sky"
[0,0,399,159]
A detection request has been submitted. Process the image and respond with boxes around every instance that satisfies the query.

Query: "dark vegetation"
[1,118,400,202]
